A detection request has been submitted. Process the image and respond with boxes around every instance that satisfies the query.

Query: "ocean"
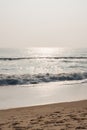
[0,48,87,109]
[0,47,87,86]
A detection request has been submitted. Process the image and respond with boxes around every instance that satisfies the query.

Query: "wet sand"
[0,100,87,130]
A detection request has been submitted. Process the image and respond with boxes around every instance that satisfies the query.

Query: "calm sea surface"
[0,48,87,86]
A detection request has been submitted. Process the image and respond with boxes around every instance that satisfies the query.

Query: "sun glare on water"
[37,47,65,57]
[26,47,65,57]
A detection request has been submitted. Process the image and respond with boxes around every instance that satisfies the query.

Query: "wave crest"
[0,72,87,86]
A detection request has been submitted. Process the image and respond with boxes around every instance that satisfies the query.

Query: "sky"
[0,0,87,48]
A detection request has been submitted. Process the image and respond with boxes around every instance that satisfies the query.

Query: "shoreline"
[0,100,87,130]
[0,99,87,111]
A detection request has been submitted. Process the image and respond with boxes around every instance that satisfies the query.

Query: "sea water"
[0,48,87,109]
[0,47,87,85]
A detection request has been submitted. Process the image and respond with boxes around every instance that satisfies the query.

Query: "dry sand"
[0,100,87,130]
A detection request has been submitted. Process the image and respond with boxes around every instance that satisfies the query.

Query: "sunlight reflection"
[26,47,65,57]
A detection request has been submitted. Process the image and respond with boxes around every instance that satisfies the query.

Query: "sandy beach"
[0,100,87,130]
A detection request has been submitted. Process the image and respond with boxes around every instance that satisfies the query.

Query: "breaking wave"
[0,72,87,86]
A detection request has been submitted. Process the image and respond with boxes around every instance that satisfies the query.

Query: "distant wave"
[0,72,87,86]
[0,57,87,61]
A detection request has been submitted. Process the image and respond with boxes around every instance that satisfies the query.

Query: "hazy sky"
[0,0,87,48]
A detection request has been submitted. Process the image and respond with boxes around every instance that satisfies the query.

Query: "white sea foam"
[0,72,87,86]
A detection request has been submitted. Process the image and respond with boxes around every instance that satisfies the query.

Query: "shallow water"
[0,82,87,109]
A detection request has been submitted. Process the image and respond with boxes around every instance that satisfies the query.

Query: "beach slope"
[0,100,87,130]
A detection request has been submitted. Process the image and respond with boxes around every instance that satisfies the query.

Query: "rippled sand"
[0,100,87,130]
